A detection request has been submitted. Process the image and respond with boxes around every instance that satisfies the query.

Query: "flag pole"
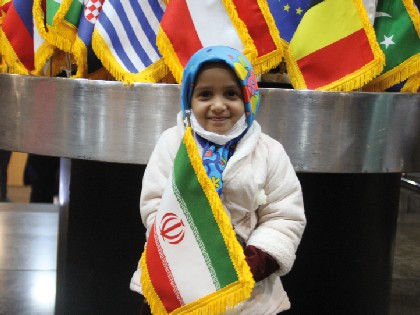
[64,52,72,78]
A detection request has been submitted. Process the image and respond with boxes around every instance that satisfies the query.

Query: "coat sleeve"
[140,127,180,235]
[247,136,306,276]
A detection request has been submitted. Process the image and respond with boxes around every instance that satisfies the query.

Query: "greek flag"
[92,0,167,83]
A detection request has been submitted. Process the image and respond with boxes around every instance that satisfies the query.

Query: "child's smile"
[191,62,245,135]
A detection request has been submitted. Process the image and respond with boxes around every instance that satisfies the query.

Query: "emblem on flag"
[160,213,185,245]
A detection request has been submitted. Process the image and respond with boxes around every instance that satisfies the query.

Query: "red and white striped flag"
[157,0,282,83]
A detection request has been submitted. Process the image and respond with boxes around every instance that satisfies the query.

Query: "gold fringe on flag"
[221,0,258,70]
[45,0,76,53]
[0,29,30,74]
[401,72,420,92]
[253,0,283,74]
[32,0,56,76]
[72,35,89,78]
[91,29,168,84]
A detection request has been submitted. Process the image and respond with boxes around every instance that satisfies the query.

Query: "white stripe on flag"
[95,21,130,71]
[33,16,44,52]
[155,177,217,304]
[102,2,146,71]
[185,0,244,51]
[122,1,160,62]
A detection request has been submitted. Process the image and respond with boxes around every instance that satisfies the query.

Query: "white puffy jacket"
[131,119,306,315]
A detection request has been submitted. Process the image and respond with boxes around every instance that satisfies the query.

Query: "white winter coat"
[131,118,306,315]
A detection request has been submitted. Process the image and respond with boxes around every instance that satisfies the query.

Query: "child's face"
[191,63,245,135]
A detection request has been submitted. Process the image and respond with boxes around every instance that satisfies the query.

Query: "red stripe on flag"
[146,224,182,312]
[160,0,202,67]
[297,29,374,89]
[2,4,34,71]
[233,0,276,57]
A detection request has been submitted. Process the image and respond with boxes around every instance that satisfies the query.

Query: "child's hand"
[244,245,279,282]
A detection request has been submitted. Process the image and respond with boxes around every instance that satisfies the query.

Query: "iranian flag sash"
[140,127,255,315]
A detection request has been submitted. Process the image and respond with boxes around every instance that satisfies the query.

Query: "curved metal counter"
[1,73,420,314]
[1,73,420,172]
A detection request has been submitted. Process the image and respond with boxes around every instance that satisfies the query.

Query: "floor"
[1,183,419,315]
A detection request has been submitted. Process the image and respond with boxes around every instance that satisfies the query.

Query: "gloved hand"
[244,245,279,282]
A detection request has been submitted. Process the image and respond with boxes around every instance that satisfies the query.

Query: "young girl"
[131,46,306,314]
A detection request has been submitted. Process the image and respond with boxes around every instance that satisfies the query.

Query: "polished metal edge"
[1,73,419,173]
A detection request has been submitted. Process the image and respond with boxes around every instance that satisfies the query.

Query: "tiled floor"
[0,185,419,314]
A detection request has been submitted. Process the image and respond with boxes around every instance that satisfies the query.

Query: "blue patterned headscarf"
[180,46,260,196]
[180,46,260,129]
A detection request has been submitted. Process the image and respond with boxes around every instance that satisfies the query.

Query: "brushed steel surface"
[1,73,419,172]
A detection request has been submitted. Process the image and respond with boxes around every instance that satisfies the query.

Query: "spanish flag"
[140,127,254,315]
[285,0,385,91]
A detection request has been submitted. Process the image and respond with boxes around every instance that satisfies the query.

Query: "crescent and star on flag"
[375,10,395,49]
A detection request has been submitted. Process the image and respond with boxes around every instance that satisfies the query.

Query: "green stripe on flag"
[46,0,61,25]
[173,141,238,288]
[65,0,83,26]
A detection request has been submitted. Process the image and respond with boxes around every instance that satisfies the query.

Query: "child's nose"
[212,96,226,111]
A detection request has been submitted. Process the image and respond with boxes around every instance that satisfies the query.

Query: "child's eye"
[198,90,212,98]
[225,89,240,98]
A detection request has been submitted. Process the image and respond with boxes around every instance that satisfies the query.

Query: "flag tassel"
[364,54,420,91]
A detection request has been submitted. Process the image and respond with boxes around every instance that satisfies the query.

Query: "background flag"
[34,0,83,58]
[363,0,420,91]
[0,0,35,74]
[92,0,167,84]
[72,0,105,78]
[33,0,80,76]
[140,127,254,315]
[157,0,252,83]
[267,0,312,47]
[0,0,11,71]
[285,0,385,91]
[230,0,283,75]
[158,0,283,83]
[45,0,83,52]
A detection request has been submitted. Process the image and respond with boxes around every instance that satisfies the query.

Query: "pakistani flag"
[364,0,420,91]
[140,127,254,315]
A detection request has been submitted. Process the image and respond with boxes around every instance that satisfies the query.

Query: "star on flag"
[379,34,395,49]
